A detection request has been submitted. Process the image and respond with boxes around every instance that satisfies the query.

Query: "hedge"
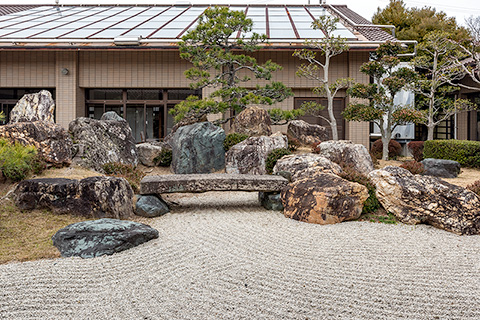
[423,140,480,168]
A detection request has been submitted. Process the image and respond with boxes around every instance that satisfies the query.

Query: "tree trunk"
[427,125,435,141]
[324,55,339,140]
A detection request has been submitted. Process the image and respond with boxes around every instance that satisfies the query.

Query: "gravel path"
[1,192,480,319]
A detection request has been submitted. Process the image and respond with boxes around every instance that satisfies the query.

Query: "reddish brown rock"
[287,120,329,145]
[231,106,272,136]
[281,172,368,225]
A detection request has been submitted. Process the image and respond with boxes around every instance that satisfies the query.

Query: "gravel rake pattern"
[1,192,480,319]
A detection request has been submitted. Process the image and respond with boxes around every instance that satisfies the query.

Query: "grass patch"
[358,209,397,224]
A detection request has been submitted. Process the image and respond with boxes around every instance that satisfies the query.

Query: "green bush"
[265,148,291,174]
[0,139,45,182]
[102,162,146,193]
[423,140,480,168]
[223,133,249,151]
[338,165,381,214]
[371,139,402,159]
[153,149,172,167]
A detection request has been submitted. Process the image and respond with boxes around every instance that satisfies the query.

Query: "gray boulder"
[9,90,55,123]
[137,141,171,167]
[0,121,72,166]
[226,132,288,175]
[421,158,461,178]
[259,192,283,211]
[135,195,170,217]
[315,140,374,175]
[369,166,480,235]
[287,120,329,145]
[14,177,134,219]
[273,153,342,182]
[231,106,272,137]
[170,122,226,174]
[52,218,159,258]
[69,117,138,172]
[100,111,124,121]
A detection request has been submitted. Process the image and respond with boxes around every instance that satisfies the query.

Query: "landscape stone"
[421,158,461,178]
[369,166,480,235]
[226,132,288,175]
[315,140,374,175]
[52,218,159,258]
[170,122,225,174]
[14,176,134,219]
[231,106,272,136]
[69,117,138,172]
[100,111,124,122]
[273,153,342,182]
[135,195,170,217]
[0,121,72,166]
[287,120,329,145]
[281,172,368,225]
[164,114,208,144]
[137,141,171,167]
[8,90,55,123]
[259,192,283,211]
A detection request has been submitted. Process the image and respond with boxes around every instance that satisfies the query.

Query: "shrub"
[400,160,425,175]
[287,136,301,152]
[102,162,146,193]
[224,133,249,151]
[266,148,291,174]
[338,165,381,214]
[407,141,424,162]
[0,138,44,182]
[311,141,322,154]
[153,149,172,167]
[424,140,480,168]
[371,139,402,159]
[467,180,480,196]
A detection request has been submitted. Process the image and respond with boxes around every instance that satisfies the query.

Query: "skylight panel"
[151,28,184,38]
[89,29,130,39]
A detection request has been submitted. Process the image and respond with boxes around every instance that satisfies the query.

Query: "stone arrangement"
[231,106,272,137]
[137,141,171,167]
[314,140,374,175]
[8,90,55,123]
[287,120,329,145]
[421,158,461,178]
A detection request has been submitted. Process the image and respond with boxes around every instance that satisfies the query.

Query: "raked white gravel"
[1,191,480,319]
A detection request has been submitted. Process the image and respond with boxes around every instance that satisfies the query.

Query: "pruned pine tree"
[293,15,352,140]
[173,6,293,125]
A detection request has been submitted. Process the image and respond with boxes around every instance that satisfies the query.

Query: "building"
[0,4,411,147]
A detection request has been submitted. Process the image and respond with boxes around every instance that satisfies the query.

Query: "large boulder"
[164,114,208,144]
[69,116,138,172]
[52,218,159,258]
[14,176,134,219]
[8,90,55,123]
[170,122,226,174]
[287,120,329,145]
[421,158,461,178]
[369,166,480,235]
[137,141,171,167]
[0,121,72,166]
[315,140,374,175]
[231,106,272,136]
[226,132,288,175]
[273,153,342,182]
[281,172,368,225]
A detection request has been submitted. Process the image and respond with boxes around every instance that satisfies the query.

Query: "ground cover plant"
[102,162,146,193]
[338,165,381,214]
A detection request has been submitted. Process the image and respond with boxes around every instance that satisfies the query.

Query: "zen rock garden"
[2,93,480,259]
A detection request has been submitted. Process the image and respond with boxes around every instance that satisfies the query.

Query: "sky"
[1,0,479,26]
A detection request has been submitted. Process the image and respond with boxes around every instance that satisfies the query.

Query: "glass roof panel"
[307,8,330,18]
[333,29,356,38]
[123,28,157,37]
[61,29,102,38]
[30,29,75,38]
[298,29,325,39]
[151,28,183,38]
[269,28,296,39]
[89,29,130,38]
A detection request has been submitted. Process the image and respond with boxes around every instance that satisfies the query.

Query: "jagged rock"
[287,120,329,145]
[369,166,480,235]
[69,117,138,172]
[137,141,171,167]
[0,121,72,166]
[315,140,374,175]
[52,218,159,258]
[281,172,368,225]
[8,90,55,123]
[14,176,134,219]
[421,158,461,178]
[231,106,272,136]
[226,132,288,175]
[259,192,283,211]
[170,122,225,174]
[135,195,170,217]
[164,114,208,144]
[273,153,342,182]
[100,111,124,122]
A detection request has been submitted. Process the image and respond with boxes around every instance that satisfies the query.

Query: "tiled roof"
[330,5,396,42]
[0,5,39,16]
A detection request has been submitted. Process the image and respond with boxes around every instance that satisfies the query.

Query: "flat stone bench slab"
[140,174,288,194]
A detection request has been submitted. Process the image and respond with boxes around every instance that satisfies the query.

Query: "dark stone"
[52,218,159,258]
[9,90,55,123]
[140,173,288,194]
[170,122,225,174]
[369,166,480,235]
[14,176,134,219]
[259,192,283,211]
[135,195,170,217]
[69,117,138,172]
[287,120,329,145]
[421,158,461,178]
[0,121,72,166]
[164,114,208,144]
[231,106,272,136]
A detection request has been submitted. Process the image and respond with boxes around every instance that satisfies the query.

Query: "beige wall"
[0,51,55,87]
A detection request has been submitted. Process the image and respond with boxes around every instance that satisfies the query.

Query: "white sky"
[2,0,479,26]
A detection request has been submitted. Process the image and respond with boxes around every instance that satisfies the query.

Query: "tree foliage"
[172,6,293,124]
[293,16,351,140]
